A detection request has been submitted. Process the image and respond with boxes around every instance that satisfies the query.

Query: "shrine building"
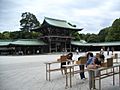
[33,17,83,53]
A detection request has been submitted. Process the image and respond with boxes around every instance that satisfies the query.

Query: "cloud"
[0,0,120,34]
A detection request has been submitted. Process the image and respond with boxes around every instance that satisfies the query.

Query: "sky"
[0,0,120,34]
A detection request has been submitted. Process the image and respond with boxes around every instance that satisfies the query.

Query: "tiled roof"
[0,39,47,46]
[43,17,83,31]
[0,40,13,46]
[71,41,120,46]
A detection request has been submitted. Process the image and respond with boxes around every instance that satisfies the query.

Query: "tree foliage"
[2,31,10,39]
[98,27,110,42]
[0,16,120,43]
[87,34,99,43]
[105,18,120,42]
[72,32,81,41]
[20,12,40,32]
[0,31,41,39]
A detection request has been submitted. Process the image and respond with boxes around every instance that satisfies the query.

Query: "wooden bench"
[63,63,88,88]
[64,57,120,89]
[113,53,120,63]
[44,61,66,81]
[44,55,74,81]
[90,64,120,90]
[63,56,87,88]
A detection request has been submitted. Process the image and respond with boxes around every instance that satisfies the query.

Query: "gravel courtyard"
[0,52,120,90]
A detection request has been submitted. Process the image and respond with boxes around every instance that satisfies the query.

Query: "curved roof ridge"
[45,17,67,22]
[15,39,38,41]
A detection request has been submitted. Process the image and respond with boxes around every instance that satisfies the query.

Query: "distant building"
[32,17,82,53]
[0,39,47,55]
[0,17,120,55]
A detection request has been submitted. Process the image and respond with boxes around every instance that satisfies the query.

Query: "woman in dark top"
[67,53,73,64]
[94,57,101,68]
[61,53,73,74]
[100,54,105,63]
[61,53,73,68]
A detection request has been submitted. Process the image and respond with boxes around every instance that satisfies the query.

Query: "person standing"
[107,47,110,55]
[86,52,102,89]
[60,53,73,74]
[111,47,114,55]
[67,53,73,64]
[86,53,96,89]
[100,48,104,55]
[76,48,79,54]
[78,57,86,80]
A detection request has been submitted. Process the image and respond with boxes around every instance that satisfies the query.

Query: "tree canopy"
[0,14,120,43]
[20,12,40,32]
[98,27,110,42]
[105,18,120,42]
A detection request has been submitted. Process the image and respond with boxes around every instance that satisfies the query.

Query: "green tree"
[30,31,42,39]
[79,33,86,40]
[9,31,21,39]
[0,32,3,39]
[20,12,40,32]
[98,27,110,42]
[87,34,99,43]
[105,18,120,41]
[71,32,81,41]
[2,31,10,39]
[84,33,91,41]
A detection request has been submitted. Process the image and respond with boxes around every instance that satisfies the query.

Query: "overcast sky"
[0,0,120,34]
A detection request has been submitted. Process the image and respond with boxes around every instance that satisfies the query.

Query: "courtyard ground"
[0,51,120,90]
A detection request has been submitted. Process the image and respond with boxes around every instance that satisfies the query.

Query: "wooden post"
[113,67,115,86]
[55,43,57,52]
[99,70,101,90]
[119,66,120,87]
[70,67,72,88]
[92,71,96,89]
[65,68,68,89]
[46,64,48,80]
[70,44,71,52]
[49,38,51,53]
[48,63,51,81]
[65,41,66,52]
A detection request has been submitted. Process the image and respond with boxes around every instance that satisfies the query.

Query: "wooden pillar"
[70,43,71,52]
[49,38,51,53]
[33,47,35,54]
[24,48,27,55]
[65,41,66,52]
[55,43,57,52]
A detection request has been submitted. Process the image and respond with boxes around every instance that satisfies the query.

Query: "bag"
[87,64,96,69]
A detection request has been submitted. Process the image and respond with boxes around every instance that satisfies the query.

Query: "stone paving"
[0,52,120,90]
